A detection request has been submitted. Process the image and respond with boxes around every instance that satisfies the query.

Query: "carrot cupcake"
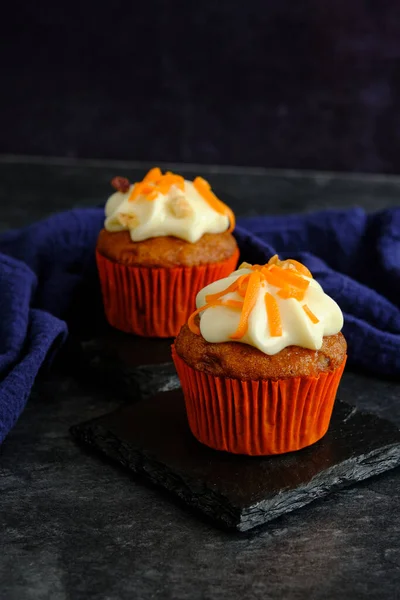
[96,168,239,337]
[172,256,347,455]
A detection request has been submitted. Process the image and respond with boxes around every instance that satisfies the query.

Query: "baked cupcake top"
[104,168,235,243]
[188,256,344,355]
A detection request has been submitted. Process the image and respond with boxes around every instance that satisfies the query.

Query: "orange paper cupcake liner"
[96,248,239,337]
[172,346,347,455]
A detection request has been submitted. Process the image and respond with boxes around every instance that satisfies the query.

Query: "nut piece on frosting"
[117,212,139,228]
[238,261,252,270]
[168,196,194,219]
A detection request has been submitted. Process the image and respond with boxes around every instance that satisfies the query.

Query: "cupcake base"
[172,346,347,456]
[96,248,239,337]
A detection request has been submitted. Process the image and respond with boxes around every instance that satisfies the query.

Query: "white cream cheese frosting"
[191,258,344,355]
[104,168,234,244]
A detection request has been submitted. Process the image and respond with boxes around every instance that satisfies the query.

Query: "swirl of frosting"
[188,256,344,354]
[104,167,235,243]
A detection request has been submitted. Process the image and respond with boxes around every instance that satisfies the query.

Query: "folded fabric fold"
[0,206,398,444]
[0,253,67,443]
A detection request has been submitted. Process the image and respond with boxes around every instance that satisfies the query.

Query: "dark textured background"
[2,1,400,172]
[1,161,400,599]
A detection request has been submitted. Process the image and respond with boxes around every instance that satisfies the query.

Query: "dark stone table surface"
[0,156,399,600]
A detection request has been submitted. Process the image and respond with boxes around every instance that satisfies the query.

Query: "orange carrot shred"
[187,305,209,335]
[127,170,234,225]
[146,190,158,201]
[188,299,244,335]
[194,176,211,190]
[141,184,155,194]
[267,255,312,279]
[187,258,314,338]
[205,274,247,304]
[303,304,319,324]
[277,286,305,301]
[128,182,144,202]
[286,259,312,278]
[221,300,244,309]
[193,177,235,232]
[263,268,289,290]
[142,167,162,183]
[226,206,236,232]
[237,276,248,297]
[269,265,309,290]
[230,272,261,339]
[129,168,186,201]
[264,292,282,337]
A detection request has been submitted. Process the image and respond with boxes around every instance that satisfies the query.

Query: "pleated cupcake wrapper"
[96,248,240,337]
[172,346,347,455]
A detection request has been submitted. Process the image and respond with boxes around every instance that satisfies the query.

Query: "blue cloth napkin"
[0,206,399,444]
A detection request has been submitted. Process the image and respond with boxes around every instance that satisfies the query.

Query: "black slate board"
[79,327,179,399]
[71,389,400,532]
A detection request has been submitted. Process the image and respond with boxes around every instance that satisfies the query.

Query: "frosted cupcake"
[96,168,239,337]
[172,256,347,455]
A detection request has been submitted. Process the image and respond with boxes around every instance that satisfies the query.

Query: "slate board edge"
[70,422,242,530]
[70,420,400,533]
[239,443,400,531]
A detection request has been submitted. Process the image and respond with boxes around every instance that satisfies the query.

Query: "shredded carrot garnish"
[222,300,244,309]
[125,169,234,231]
[226,208,236,233]
[237,276,248,297]
[260,265,309,301]
[277,286,305,300]
[129,169,185,201]
[264,292,282,337]
[128,182,145,202]
[286,260,312,278]
[303,304,319,324]
[142,167,162,183]
[188,305,209,335]
[205,275,246,304]
[188,300,243,334]
[158,173,185,194]
[141,184,155,194]
[194,176,211,190]
[266,255,312,279]
[157,181,170,195]
[262,267,288,289]
[187,256,316,340]
[268,265,309,290]
[128,167,234,236]
[230,271,261,339]
[193,176,235,232]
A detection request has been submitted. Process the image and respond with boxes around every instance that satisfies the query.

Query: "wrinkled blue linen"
[0,206,398,443]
